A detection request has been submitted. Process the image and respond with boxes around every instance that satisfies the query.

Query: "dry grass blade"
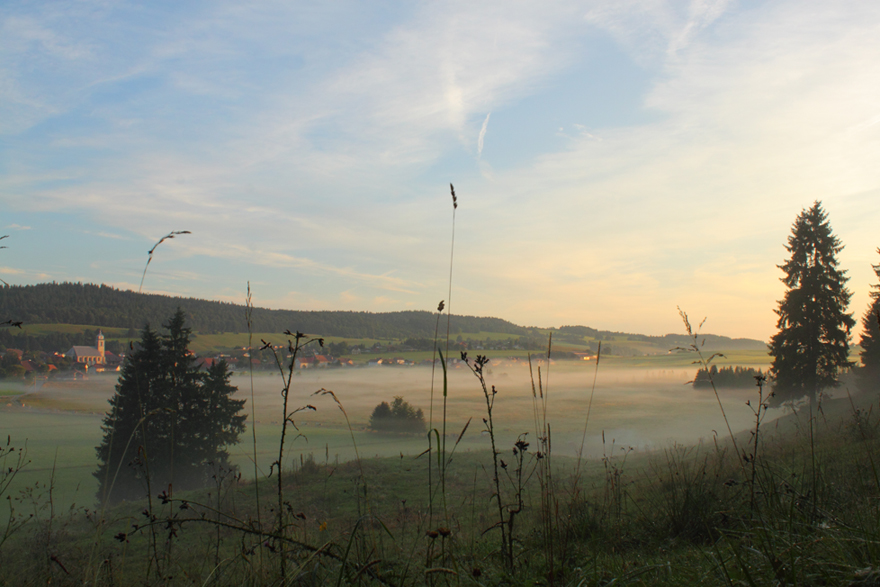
[575,341,602,481]
[0,236,9,287]
[139,230,192,292]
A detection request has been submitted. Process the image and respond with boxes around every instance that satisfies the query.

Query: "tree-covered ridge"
[556,325,767,351]
[2,282,527,338]
[1,282,768,350]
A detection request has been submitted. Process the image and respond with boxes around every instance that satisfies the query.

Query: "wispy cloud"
[84,230,126,240]
[3,1,880,339]
[0,266,50,280]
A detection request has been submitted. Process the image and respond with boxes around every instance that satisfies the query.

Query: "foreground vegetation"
[1,387,879,586]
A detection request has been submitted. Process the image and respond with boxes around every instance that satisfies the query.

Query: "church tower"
[97,330,105,363]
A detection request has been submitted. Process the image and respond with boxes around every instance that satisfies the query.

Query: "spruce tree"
[769,201,854,407]
[95,310,245,504]
[857,250,880,392]
[94,325,165,503]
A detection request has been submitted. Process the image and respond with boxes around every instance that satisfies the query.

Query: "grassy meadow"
[3,344,880,586]
[2,353,770,512]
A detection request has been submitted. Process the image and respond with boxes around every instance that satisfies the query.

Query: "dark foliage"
[769,201,854,406]
[94,310,246,504]
[693,365,765,389]
[858,250,880,393]
[3,282,525,338]
[0,327,123,355]
[368,396,426,434]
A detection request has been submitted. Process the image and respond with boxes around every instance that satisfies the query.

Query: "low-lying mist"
[1,359,774,501]
[231,361,769,471]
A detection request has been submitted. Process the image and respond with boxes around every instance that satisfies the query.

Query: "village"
[0,330,579,383]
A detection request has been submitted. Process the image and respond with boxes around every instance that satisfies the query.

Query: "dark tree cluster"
[858,252,880,393]
[769,202,855,407]
[368,397,426,434]
[693,366,766,389]
[94,310,246,504]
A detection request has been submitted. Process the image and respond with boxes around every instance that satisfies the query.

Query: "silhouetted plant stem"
[463,352,510,568]
[440,184,457,525]
[427,300,445,526]
[575,341,602,482]
[244,282,264,572]
[138,230,191,293]
[677,308,746,479]
[746,374,772,512]
[263,330,323,581]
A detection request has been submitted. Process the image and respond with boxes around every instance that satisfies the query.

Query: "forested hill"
[1,283,768,350]
[1,283,528,338]
[554,325,768,352]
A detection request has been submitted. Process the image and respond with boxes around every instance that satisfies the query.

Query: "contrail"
[478,112,491,156]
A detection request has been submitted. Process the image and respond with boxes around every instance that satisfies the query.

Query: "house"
[296,356,316,369]
[314,355,334,367]
[101,352,123,371]
[195,357,217,371]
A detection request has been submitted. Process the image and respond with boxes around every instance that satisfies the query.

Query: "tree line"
[0,328,126,355]
[693,366,766,389]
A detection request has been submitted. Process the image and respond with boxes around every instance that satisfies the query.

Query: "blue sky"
[2,1,880,340]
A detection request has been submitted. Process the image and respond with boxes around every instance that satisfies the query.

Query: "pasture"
[0,353,772,517]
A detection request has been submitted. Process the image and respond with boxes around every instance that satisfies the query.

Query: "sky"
[2,1,880,342]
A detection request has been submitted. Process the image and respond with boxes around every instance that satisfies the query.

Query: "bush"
[368,396,426,434]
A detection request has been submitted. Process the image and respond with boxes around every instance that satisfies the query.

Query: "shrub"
[368,396,426,433]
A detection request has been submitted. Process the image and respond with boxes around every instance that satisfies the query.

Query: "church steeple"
[97,330,105,361]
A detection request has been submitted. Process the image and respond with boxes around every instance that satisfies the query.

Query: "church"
[65,331,122,371]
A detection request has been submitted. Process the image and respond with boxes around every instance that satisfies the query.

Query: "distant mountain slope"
[1,282,768,351]
[1,283,527,338]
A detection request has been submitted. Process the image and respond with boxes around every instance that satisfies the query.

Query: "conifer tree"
[857,250,880,392]
[769,201,854,407]
[95,310,245,504]
[95,325,165,503]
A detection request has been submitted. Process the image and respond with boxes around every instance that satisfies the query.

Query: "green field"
[1,352,774,515]
[3,349,879,586]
